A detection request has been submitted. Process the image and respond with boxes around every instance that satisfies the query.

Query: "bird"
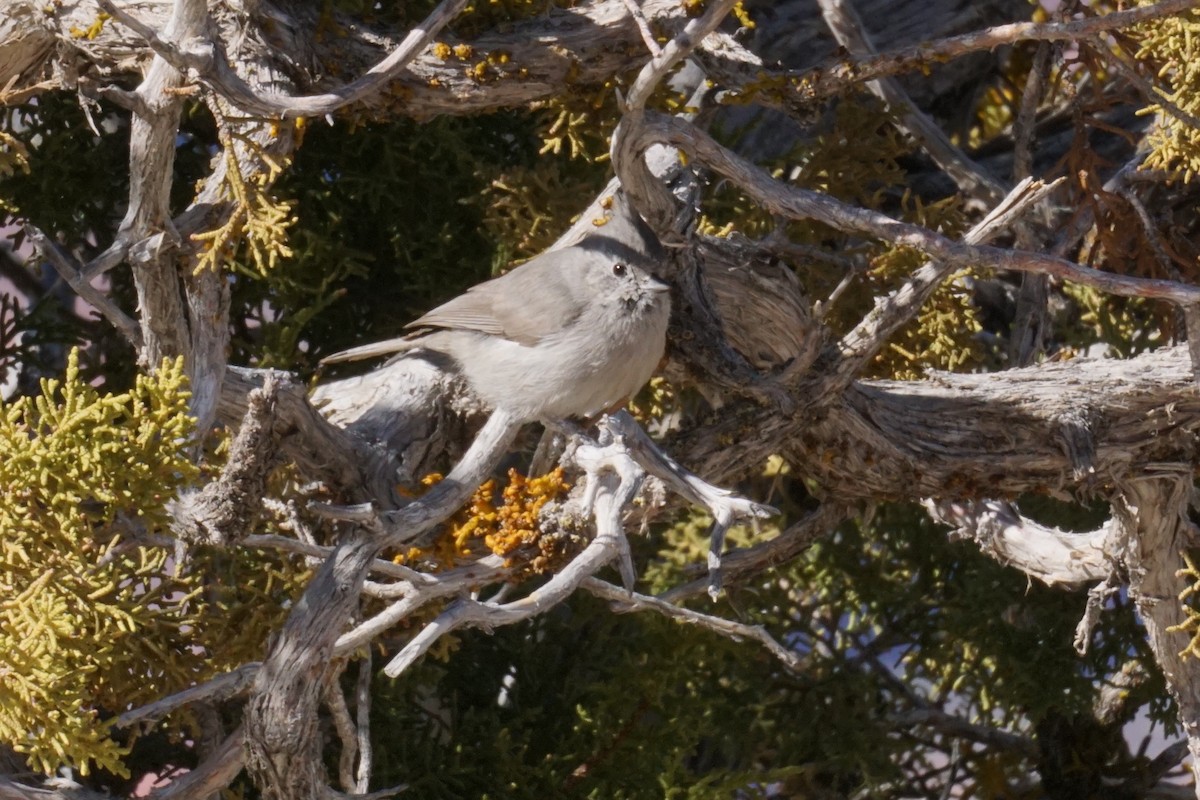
[321,211,670,424]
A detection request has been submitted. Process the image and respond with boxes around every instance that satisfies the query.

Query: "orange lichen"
[393,468,571,572]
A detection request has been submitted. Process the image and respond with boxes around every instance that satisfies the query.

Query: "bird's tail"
[319,337,420,365]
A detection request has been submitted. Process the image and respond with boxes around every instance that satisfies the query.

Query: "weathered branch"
[660,502,850,602]
[23,225,142,349]
[98,0,469,118]
[170,375,280,545]
[924,499,1114,587]
[244,408,521,800]
[117,664,260,729]
[1115,469,1200,787]
[677,343,1200,502]
[582,577,807,672]
[218,366,402,503]
[834,176,1062,387]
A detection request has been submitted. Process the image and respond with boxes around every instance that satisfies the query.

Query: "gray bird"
[321,222,670,423]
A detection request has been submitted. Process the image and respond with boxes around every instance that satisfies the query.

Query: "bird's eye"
[612,263,627,277]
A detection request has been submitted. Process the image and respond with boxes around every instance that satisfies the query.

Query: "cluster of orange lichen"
[393,467,572,572]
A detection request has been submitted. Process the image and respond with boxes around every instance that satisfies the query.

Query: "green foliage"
[0,130,30,202]
[368,593,880,799]
[637,500,1160,794]
[0,96,130,240]
[0,94,159,389]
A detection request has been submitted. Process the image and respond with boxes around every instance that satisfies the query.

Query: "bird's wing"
[406,250,585,346]
[319,336,419,364]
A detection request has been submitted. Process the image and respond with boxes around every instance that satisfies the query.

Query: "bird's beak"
[642,274,671,293]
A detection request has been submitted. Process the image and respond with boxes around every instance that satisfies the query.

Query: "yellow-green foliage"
[0,130,31,212]
[1169,550,1200,659]
[0,353,311,777]
[193,120,298,275]
[0,351,196,776]
[830,192,981,380]
[483,161,608,262]
[0,130,30,180]
[1059,283,1167,358]
[1134,5,1200,181]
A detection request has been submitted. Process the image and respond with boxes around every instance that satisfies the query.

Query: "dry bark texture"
[6,0,1200,797]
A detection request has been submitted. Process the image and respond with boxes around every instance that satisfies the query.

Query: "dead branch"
[97,0,469,118]
[924,499,1114,587]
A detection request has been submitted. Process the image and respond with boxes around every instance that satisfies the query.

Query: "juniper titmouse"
[322,215,670,423]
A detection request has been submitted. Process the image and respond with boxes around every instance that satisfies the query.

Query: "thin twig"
[333,555,509,654]
[835,177,1063,385]
[1100,39,1200,132]
[621,0,662,57]
[1013,42,1052,183]
[355,651,373,794]
[787,0,1200,105]
[817,0,1005,205]
[581,577,807,672]
[324,664,359,794]
[23,225,142,348]
[624,0,738,111]
[660,502,848,602]
[242,533,431,584]
[624,113,1200,306]
[117,664,261,728]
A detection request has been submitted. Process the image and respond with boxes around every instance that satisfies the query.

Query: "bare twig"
[818,0,1005,205]
[1074,574,1121,655]
[1099,39,1200,132]
[1013,42,1052,183]
[786,0,1200,106]
[382,525,626,677]
[621,0,662,57]
[117,664,261,729]
[660,502,848,602]
[835,177,1063,385]
[325,665,359,794]
[245,408,522,799]
[582,577,806,672]
[354,652,373,794]
[151,728,246,800]
[604,411,777,596]
[622,113,1200,305]
[1115,182,1200,389]
[23,225,142,348]
[623,0,738,111]
[333,555,509,654]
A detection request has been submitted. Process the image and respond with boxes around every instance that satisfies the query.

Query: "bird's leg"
[559,422,642,590]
